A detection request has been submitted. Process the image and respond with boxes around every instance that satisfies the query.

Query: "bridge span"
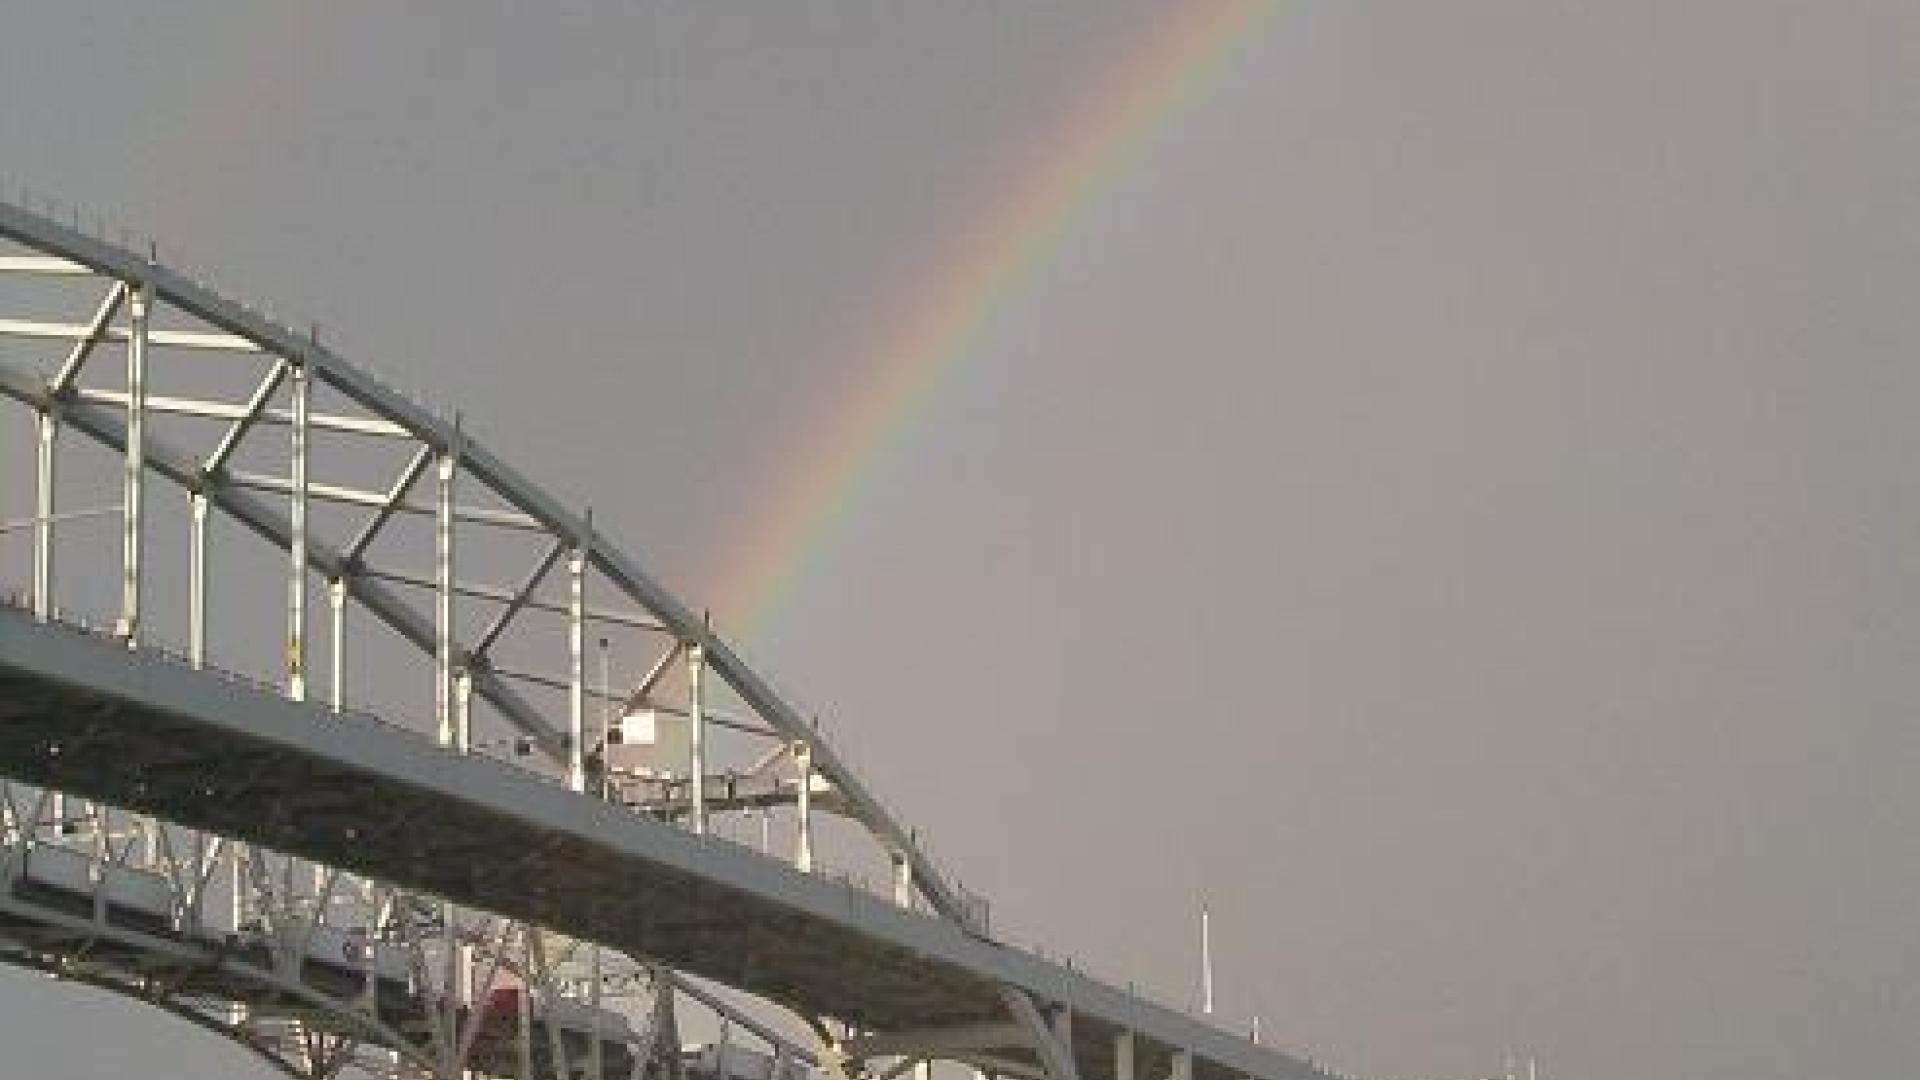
[0,193,1342,1080]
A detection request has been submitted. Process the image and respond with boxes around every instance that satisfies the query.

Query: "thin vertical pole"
[435,448,456,747]
[1172,1051,1192,1080]
[226,840,247,1025]
[516,956,535,1080]
[188,491,207,667]
[794,741,814,872]
[119,280,149,645]
[598,634,611,798]
[454,670,472,754]
[1115,1030,1135,1080]
[892,849,913,909]
[1201,905,1214,1017]
[32,409,55,621]
[37,415,58,831]
[328,577,346,713]
[567,547,586,792]
[588,944,605,1080]
[514,957,537,1080]
[286,363,309,699]
[687,638,707,835]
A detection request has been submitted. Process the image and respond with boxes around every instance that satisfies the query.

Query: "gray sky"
[4,3,1919,1078]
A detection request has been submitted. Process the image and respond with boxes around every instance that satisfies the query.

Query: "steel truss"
[0,194,1339,1080]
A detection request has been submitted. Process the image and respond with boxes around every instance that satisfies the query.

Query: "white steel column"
[1171,1051,1192,1080]
[188,491,207,667]
[455,669,473,754]
[435,448,457,747]
[567,546,586,792]
[892,849,914,909]
[328,576,346,713]
[1114,1031,1134,1080]
[285,362,309,699]
[794,741,814,872]
[687,639,707,835]
[119,281,150,645]
[1200,905,1214,1016]
[32,408,56,621]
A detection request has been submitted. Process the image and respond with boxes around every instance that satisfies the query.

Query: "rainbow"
[713,1,1279,637]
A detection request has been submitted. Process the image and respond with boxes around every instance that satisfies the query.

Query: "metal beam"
[118,281,149,644]
[0,363,567,756]
[199,359,290,478]
[286,363,309,701]
[227,469,544,531]
[0,316,259,353]
[466,537,568,661]
[32,409,55,621]
[0,254,91,275]
[845,1022,1032,1059]
[49,281,128,395]
[359,563,663,631]
[341,444,432,567]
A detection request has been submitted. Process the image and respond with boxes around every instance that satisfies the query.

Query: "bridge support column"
[892,848,914,909]
[568,545,587,791]
[286,361,309,700]
[795,741,814,872]
[32,407,55,621]
[688,638,707,834]
[118,280,149,645]
[455,669,473,754]
[328,576,346,712]
[435,446,457,747]
[188,490,207,667]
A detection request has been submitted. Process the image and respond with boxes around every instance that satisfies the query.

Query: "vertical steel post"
[588,944,606,1080]
[226,840,247,1026]
[455,669,473,754]
[892,849,914,909]
[516,961,535,1080]
[598,633,611,799]
[435,448,457,747]
[188,491,207,667]
[37,385,60,804]
[687,639,707,835]
[1114,1031,1134,1080]
[119,280,149,644]
[567,547,587,792]
[1200,905,1214,1017]
[286,362,309,699]
[32,408,55,621]
[1172,1050,1192,1080]
[328,577,346,713]
[794,742,814,872]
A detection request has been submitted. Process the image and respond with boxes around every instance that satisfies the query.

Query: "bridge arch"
[0,194,1337,1080]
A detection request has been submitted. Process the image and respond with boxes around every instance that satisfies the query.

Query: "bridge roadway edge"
[0,607,1330,1080]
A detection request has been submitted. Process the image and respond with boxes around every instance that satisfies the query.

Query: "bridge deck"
[0,608,1327,1080]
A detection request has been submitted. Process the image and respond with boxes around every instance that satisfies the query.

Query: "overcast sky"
[4,4,1919,1079]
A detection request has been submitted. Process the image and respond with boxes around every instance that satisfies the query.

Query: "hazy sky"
[3,4,1919,1079]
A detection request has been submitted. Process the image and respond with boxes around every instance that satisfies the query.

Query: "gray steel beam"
[0,362,567,758]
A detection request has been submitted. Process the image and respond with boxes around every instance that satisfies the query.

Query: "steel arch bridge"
[0,194,1341,1080]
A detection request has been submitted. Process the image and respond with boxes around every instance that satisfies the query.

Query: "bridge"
[0,193,1340,1080]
